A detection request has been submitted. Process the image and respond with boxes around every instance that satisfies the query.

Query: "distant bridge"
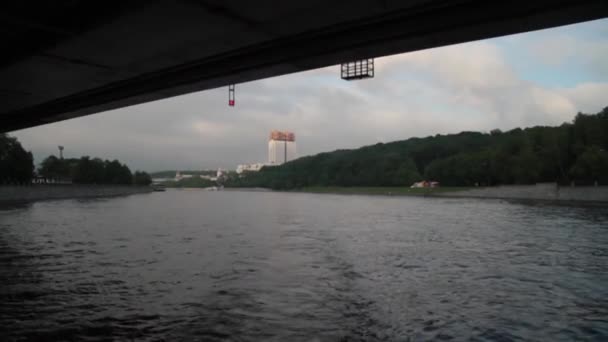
[1,0,607,132]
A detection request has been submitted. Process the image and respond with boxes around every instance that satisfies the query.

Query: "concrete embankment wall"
[0,185,153,203]
[439,183,608,203]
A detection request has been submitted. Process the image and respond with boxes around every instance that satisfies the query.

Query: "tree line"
[149,170,216,178]
[228,107,608,189]
[0,134,34,184]
[0,133,151,186]
[39,155,152,185]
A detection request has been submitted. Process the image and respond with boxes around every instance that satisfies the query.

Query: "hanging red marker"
[228,84,235,106]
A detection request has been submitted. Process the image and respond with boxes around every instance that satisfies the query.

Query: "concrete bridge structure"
[1,0,607,132]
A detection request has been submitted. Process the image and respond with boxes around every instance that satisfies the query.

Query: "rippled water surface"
[1,190,607,341]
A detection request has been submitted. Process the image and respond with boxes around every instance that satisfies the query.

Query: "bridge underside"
[1,0,607,132]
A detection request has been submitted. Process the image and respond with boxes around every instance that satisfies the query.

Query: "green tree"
[72,157,106,184]
[39,155,71,181]
[133,171,152,186]
[103,160,132,184]
[569,146,608,185]
[0,134,34,184]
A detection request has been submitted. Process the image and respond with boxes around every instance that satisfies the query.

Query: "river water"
[1,190,607,341]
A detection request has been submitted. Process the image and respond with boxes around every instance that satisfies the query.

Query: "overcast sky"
[13,19,608,172]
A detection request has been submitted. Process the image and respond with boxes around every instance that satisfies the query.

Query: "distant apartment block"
[268,130,297,165]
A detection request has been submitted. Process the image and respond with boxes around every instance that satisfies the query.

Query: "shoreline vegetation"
[1,133,152,186]
[161,178,216,188]
[227,108,608,190]
[2,107,607,206]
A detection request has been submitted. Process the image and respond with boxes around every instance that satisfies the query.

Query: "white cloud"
[517,20,608,77]
[372,40,605,129]
[560,83,608,114]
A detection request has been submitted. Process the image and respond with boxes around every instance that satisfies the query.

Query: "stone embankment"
[0,185,153,203]
[439,183,608,203]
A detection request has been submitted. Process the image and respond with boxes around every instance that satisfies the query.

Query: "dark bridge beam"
[1,0,607,132]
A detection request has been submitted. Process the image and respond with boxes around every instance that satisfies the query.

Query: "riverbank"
[0,185,153,204]
[438,183,608,203]
[289,184,608,203]
[291,186,472,196]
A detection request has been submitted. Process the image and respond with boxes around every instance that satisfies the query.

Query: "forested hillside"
[229,108,608,189]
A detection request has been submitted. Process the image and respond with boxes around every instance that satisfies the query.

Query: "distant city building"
[200,174,217,181]
[236,163,266,174]
[268,130,297,165]
[234,131,298,173]
[174,171,193,181]
[152,177,173,183]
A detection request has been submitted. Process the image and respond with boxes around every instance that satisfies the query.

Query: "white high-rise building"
[268,130,297,165]
[268,140,297,165]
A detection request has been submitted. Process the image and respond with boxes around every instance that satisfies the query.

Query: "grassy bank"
[291,186,473,196]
